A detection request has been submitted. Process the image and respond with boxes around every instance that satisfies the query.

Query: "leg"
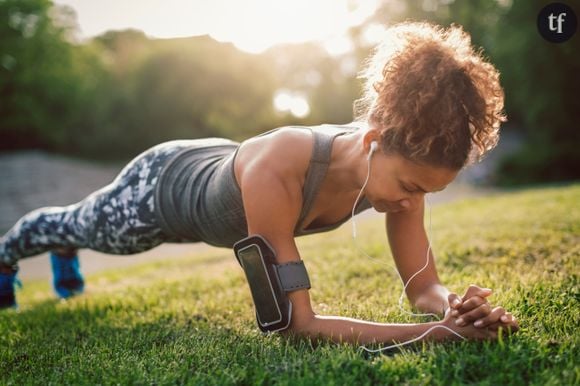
[0,140,194,266]
[0,203,90,302]
[0,204,89,266]
[0,264,18,308]
[0,140,198,307]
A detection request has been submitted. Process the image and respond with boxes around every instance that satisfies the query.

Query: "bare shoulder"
[234,127,313,183]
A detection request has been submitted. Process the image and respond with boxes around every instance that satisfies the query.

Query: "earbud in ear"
[367,141,378,160]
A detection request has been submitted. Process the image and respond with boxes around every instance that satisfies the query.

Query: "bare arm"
[386,198,450,313]
[236,138,498,346]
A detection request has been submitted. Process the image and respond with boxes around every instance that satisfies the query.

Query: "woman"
[0,21,518,346]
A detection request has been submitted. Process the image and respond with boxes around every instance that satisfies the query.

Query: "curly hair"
[354,21,506,169]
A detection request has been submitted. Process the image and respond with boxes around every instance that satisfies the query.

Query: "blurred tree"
[490,0,580,183]
[12,0,577,184]
[73,33,279,159]
[0,0,92,151]
[308,56,360,124]
[0,0,358,161]
[0,5,281,161]
[262,42,361,125]
[131,35,278,148]
[71,29,157,159]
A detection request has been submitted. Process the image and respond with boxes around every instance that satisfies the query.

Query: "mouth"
[373,200,405,213]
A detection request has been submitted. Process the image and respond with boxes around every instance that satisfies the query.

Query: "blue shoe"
[50,252,84,299]
[0,265,20,309]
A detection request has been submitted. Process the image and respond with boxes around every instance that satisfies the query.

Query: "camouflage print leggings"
[0,141,194,267]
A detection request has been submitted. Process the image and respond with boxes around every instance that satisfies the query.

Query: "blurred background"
[1,0,578,277]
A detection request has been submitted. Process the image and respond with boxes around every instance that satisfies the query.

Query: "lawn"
[1,184,579,385]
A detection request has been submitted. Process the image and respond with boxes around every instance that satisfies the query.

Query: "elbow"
[279,311,317,340]
[276,290,317,340]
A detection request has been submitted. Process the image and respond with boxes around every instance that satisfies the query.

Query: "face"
[363,152,459,213]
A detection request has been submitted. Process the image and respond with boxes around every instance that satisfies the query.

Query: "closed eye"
[400,182,415,193]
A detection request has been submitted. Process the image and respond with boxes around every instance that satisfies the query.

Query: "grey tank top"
[153,124,372,248]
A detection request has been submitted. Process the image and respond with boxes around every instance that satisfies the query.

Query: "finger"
[455,303,492,326]
[498,312,519,331]
[463,284,493,301]
[481,309,519,333]
[473,306,505,328]
[455,295,489,315]
[448,293,462,310]
[500,312,513,324]
[500,314,519,331]
[452,295,488,317]
[488,320,519,333]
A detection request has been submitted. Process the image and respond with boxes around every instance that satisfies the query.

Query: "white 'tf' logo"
[548,12,567,33]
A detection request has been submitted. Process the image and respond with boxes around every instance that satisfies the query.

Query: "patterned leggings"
[0,141,194,267]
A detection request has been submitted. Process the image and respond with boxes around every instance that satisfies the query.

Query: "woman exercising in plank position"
[0,21,518,345]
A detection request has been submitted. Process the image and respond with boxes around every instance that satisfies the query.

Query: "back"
[153,124,372,248]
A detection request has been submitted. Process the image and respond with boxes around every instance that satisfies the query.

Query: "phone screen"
[238,244,282,325]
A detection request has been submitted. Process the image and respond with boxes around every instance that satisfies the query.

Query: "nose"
[399,199,411,209]
[398,193,424,210]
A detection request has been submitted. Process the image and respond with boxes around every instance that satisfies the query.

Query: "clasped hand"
[447,284,518,333]
[416,284,519,339]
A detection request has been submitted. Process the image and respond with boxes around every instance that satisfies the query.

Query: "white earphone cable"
[396,195,439,319]
[350,142,465,352]
[359,325,466,353]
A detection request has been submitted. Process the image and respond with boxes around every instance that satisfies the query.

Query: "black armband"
[233,235,311,333]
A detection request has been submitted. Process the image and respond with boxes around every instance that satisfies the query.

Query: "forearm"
[391,244,444,304]
[295,314,450,346]
[386,204,446,304]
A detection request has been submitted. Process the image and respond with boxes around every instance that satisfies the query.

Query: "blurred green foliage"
[490,0,580,184]
[0,0,578,183]
[0,0,90,150]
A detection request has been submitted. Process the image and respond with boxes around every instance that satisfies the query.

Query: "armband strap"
[275,261,311,292]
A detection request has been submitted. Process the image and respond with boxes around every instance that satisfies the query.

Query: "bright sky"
[54,0,380,55]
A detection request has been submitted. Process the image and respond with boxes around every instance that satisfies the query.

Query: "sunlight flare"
[55,0,379,54]
[273,89,310,118]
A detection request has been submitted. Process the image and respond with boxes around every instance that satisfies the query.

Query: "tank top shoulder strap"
[294,124,357,232]
[242,124,360,232]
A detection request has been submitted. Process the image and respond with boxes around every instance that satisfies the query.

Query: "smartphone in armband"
[233,235,291,332]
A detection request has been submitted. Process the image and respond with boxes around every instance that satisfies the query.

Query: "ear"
[362,129,381,153]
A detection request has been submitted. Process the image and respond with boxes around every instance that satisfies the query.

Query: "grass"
[1,183,579,385]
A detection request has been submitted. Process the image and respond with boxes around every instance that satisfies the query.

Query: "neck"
[327,128,371,195]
